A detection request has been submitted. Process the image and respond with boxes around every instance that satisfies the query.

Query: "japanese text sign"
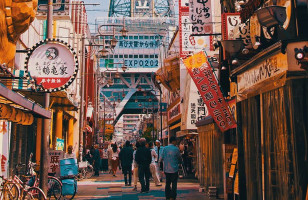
[189,0,213,35]
[222,13,251,47]
[25,40,78,92]
[0,120,9,177]
[183,52,237,132]
[48,150,64,174]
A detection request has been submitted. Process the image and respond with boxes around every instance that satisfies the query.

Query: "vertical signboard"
[189,0,213,35]
[0,120,9,178]
[183,51,237,132]
[48,150,64,175]
[186,81,208,129]
[222,13,251,48]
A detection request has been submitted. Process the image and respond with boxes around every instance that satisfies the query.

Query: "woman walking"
[111,143,120,176]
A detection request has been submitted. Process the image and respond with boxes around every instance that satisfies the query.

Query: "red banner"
[183,51,237,132]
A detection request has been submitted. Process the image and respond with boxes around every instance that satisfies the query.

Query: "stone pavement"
[74,170,215,200]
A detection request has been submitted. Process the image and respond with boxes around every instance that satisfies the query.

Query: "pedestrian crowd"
[83,136,183,200]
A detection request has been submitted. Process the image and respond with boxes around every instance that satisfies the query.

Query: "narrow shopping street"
[75,171,212,200]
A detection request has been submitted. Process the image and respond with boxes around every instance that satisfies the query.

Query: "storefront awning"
[156,55,180,92]
[16,90,78,111]
[0,83,51,119]
[176,130,198,138]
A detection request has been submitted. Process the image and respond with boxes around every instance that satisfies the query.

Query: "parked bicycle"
[0,175,19,199]
[77,161,94,180]
[12,164,47,200]
[26,153,62,200]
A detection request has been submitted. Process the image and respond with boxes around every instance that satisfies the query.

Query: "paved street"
[75,171,213,200]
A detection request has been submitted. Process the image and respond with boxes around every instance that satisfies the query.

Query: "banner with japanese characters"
[189,0,213,36]
[0,120,10,178]
[25,39,79,92]
[183,51,237,132]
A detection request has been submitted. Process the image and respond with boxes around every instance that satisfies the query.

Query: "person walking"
[135,138,152,193]
[107,143,113,174]
[155,140,164,182]
[160,136,182,200]
[119,141,134,186]
[132,141,140,191]
[149,142,162,186]
[111,143,120,176]
[101,143,109,172]
[92,145,101,176]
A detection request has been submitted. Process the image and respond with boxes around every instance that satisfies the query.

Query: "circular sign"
[25,39,78,92]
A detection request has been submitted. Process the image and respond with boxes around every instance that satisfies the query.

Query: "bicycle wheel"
[85,166,94,179]
[3,181,19,200]
[23,187,47,200]
[47,177,62,200]
[61,179,77,200]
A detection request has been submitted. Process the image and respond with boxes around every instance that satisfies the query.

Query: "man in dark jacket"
[119,141,134,186]
[135,138,152,193]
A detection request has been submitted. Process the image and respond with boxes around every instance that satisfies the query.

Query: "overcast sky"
[83,0,109,32]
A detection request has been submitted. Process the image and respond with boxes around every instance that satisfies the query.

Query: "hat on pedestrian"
[155,140,161,144]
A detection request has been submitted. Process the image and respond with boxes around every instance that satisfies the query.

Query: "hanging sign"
[183,51,237,132]
[25,39,78,92]
[0,120,9,178]
[222,13,251,48]
[189,0,213,35]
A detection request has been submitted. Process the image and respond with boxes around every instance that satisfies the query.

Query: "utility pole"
[79,35,85,160]
[40,0,52,194]
[103,95,106,143]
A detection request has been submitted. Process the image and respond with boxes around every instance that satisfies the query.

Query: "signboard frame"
[25,39,79,92]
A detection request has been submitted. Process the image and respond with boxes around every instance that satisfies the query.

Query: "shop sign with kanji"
[189,0,213,36]
[48,150,64,174]
[183,51,237,132]
[25,39,78,92]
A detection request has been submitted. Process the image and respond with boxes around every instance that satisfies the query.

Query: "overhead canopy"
[16,90,78,111]
[0,83,51,119]
[156,55,180,92]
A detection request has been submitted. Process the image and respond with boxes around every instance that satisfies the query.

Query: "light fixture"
[232,58,239,65]
[295,48,305,60]
[110,37,118,49]
[295,46,308,61]
[108,79,114,86]
[98,47,109,58]
[256,6,287,28]
[221,40,244,57]
[120,27,128,38]
[221,65,227,70]
[242,48,249,54]
[121,63,128,72]
[254,36,261,47]
[114,72,120,79]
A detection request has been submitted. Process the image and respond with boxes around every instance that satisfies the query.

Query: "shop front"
[196,116,224,198]
[167,98,181,139]
[232,42,308,200]
[0,81,51,177]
